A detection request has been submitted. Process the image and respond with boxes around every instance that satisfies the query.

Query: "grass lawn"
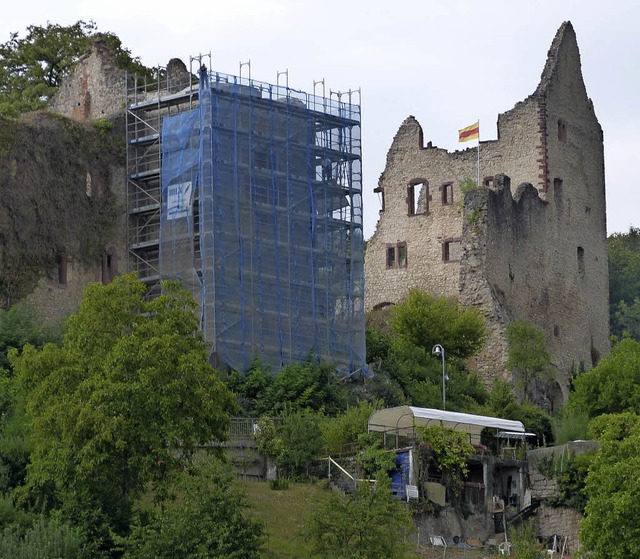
[242,480,327,559]
[242,480,495,559]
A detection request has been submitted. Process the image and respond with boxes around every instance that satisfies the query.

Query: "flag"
[458,121,479,142]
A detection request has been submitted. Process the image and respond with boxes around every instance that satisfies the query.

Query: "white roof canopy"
[368,406,525,438]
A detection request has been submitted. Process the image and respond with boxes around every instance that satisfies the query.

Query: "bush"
[0,514,89,559]
[124,459,264,559]
[307,476,415,559]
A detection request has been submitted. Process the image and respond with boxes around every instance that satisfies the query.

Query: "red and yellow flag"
[458,121,479,142]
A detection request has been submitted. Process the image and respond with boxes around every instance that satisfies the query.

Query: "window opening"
[386,246,396,269]
[408,179,428,216]
[442,182,453,205]
[558,120,567,142]
[577,246,585,276]
[443,240,462,262]
[386,242,408,269]
[374,186,385,212]
[58,255,68,286]
[397,243,407,268]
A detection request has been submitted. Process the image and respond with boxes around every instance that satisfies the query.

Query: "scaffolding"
[126,59,365,376]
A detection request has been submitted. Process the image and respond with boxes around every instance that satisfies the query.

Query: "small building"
[368,406,533,518]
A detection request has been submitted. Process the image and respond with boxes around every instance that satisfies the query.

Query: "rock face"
[365,22,609,404]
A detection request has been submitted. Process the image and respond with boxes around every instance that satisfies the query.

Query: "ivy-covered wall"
[0,111,123,310]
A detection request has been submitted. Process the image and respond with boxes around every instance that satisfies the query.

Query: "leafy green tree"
[255,412,326,480]
[614,299,640,342]
[365,293,488,410]
[322,400,379,456]
[246,360,346,417]
[580,412,640,558]
[0,303,48,371]
[124,460,264,559]
[371,290,488,409]
[10,274,235,547]
[480,379,553,445]
[0,21,151,117]
[609,227,640,341]
[569,338,640,418]
[505,320,553,402]
[508,519,544,559]
[0,378,31,493]
[307,476,415,559]
[355,434,398,479]
[416,426,474,495]
[390,289,486,360]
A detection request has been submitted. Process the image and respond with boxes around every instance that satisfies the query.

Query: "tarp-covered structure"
[368,406,525,444]
[157,67,365,376]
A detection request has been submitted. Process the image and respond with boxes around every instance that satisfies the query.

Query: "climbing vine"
[417,425,474,495]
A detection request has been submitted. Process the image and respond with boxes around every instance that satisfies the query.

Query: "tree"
[0,303,49,371]
[480,379,553,445]
[505,320,553,402]
[416,426,474,496]
[608,227,640,341]
[322,400,379,456]
[124,460,264,559]
[364,289,488,410]
[10,274,235,546]
[255,411,326,480]
[569,338,640,419]
[580,412,640,558]
[307,477,415,559]
[0,21,151,117]
[390,289,486,360]
[232,360,346,417]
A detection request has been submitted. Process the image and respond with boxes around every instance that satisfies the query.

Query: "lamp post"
[432,344,447,410]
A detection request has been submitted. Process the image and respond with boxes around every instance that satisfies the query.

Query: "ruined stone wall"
[49,37,127,122]
[25,156,126,325]
[541,27,609,371]
[536,505,582,555]
[18,39,130,324]
[525,442,598,554]
[365,22,609,398]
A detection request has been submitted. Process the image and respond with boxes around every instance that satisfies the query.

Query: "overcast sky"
[3,0,638,239]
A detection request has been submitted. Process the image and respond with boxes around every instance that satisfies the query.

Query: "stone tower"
[364,22,609,405]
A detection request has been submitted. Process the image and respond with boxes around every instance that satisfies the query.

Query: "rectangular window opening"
[443,240,462,262]
[397,243,407,268]
[386,246,396,269]
[408,181,428,216]
[442,182,453,205]
[558,120,567,142]
[386,242,408,269]
[58,255,68,286]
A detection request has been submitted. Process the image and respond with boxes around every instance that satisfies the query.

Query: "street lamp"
[432,344,448,410]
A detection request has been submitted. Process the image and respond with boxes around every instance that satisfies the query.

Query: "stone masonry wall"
[365,22,609,398]
[536,505,582,555]
[525,443,598,554]
[49,36,127,122]
[21,41,129,324]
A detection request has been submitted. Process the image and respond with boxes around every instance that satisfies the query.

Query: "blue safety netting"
[160,67,366,377]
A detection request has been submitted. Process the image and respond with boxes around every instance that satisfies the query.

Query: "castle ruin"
[364,22,610,404]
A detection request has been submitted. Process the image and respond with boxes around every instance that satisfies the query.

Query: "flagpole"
[477,119,480,187]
